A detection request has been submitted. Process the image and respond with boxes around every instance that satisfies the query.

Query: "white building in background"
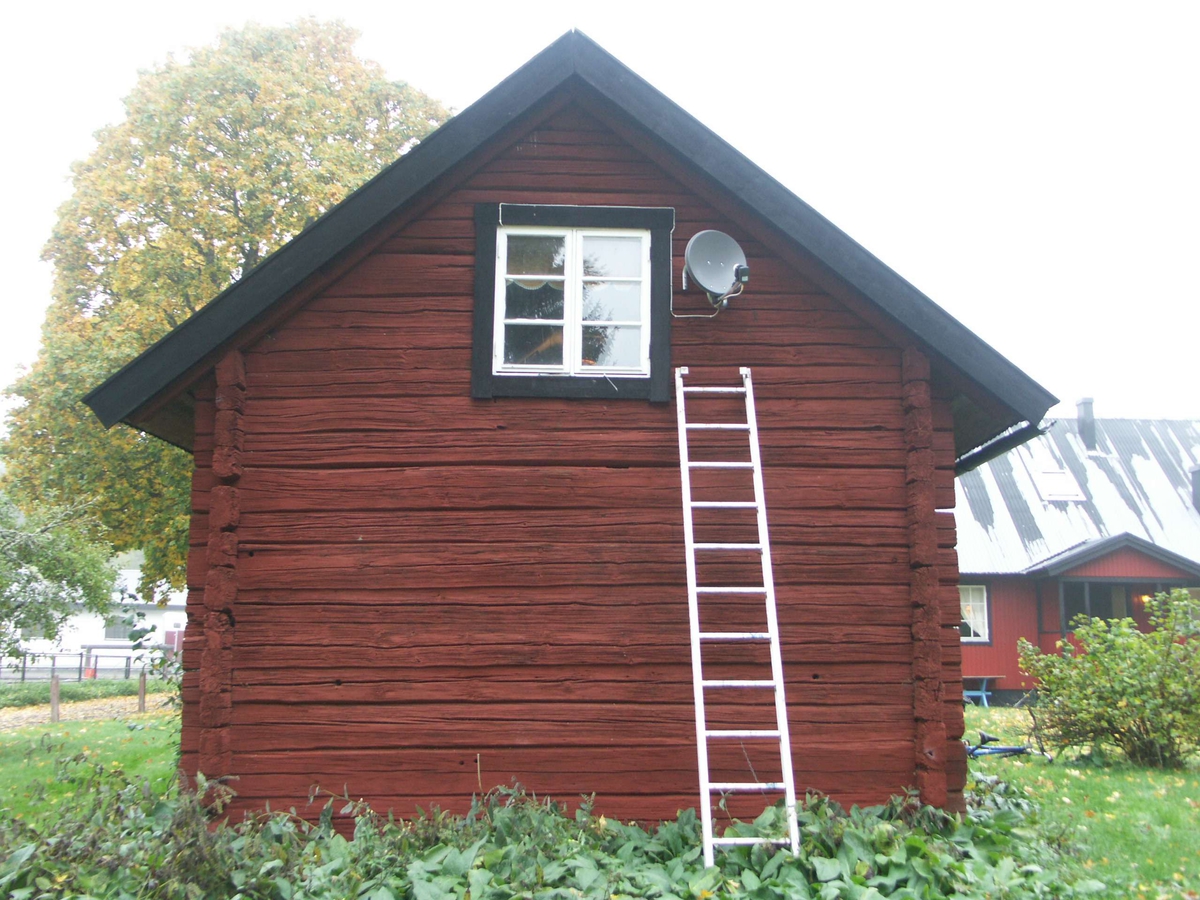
[9,554,186,681]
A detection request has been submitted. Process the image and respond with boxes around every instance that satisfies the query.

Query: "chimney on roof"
[1077,397,1096,451]
[1191,466,1200,512]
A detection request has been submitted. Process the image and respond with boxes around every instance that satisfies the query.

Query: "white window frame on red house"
[492,226,652,378]
[959,584,989,643]
[470,203,674,402]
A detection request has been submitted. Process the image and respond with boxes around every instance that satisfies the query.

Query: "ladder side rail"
[675,367,717,867]
[740,367,801,857]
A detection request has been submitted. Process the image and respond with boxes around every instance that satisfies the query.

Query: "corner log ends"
[902,348,949,808]
[198,350,245,777]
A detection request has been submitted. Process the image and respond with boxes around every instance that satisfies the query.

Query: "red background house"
[956,403,1200,700]
[85,33,1055,823]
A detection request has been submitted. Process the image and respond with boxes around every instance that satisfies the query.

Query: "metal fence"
[1,652,149,683]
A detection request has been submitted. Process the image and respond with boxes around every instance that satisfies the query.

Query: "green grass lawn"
[0,677,175,709]
[0,711,180,819]
[965,704,1200,898]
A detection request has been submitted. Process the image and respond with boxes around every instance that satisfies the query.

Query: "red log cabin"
[955,407,1200,703]
[85,32,1056,823]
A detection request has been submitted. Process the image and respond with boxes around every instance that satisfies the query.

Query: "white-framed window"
[493,227,651,378]
[471,203,673,402]
[104,619,133,641]
[959,584,989,643]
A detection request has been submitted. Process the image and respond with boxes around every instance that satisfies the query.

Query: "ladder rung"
[688,461,754,469]
[701,679,776,689]
[683,387,746,394]
[712,836,791,847]
[693,542,761,551]
[695,587,766,594]
[689,501,758,509]
[706,729,781,739]
[686,423,750,430]
[709,782,786,792]
[698,631,771,641]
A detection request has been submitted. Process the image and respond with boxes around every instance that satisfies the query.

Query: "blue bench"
[963,676,1001,707]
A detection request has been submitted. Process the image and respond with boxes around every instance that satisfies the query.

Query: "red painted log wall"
[179,96,964,824]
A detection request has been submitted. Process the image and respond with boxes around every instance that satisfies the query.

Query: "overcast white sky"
[3,2,1197,422]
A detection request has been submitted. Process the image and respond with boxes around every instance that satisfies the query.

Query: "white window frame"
[1034,467,1086,502]
[959,584,989,643]
[492,226,652,378]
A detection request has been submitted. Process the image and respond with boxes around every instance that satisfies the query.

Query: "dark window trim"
[1056,575,1191,583]
[1032,580,1041,638]
[1056,577,1186,633]
[959,581,992,646]
[471,203,673,402]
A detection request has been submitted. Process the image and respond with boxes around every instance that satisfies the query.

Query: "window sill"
[479,373,654,400]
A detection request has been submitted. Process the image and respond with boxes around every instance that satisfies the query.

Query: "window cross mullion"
[568,230,582,375]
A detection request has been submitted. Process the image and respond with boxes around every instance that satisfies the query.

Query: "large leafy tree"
[3,20,449,593]
[0,493,116,660]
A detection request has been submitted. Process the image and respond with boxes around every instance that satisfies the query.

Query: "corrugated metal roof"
[954,418,1200,574]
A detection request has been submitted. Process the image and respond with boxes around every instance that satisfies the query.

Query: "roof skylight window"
[1034,467,1086,502]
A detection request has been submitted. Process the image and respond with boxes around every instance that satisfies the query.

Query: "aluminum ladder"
[675,366,800,868]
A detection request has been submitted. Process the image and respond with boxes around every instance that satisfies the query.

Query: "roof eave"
[565,39,1057,427]
[84,29,1055,451]
[1022,532,1200,579]
[82,33,585,433]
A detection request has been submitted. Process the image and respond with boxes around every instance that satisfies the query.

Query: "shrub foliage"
[0,762,1103,899]
[1019,588,1200,767]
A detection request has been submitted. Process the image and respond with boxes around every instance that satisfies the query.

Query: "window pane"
[582,282,642,322]
[504,324,563,366]
[581,326,641,368]
[959,585,987,641]
[582,236,642,277]
[1063,582,1086,630]
[105,621,133,641]
[505,280,564,320]
[1089,583,1114,621]
[506,236,565,276]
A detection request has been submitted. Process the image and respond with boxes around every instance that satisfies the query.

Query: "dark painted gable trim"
[1023,532,1200,579]
[84,30,1056,453]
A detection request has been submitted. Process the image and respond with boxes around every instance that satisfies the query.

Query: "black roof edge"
[562,35,1057,425]
[82,31,582,429]
[1024,532,1200,579]
[84,29,1056,441]
[955,420,1048,477]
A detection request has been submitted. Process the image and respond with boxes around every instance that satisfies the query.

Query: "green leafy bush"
[1019,588,1200,767]
[0,677,173,709]
[0,759,1102,899]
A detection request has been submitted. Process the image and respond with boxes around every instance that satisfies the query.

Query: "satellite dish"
[683,230,750,308]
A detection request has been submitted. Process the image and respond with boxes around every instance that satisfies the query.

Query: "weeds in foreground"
[0,756,1105,900]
